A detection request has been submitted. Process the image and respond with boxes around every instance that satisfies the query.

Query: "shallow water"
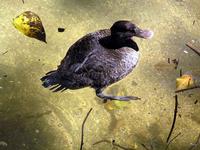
[0,0,200,150]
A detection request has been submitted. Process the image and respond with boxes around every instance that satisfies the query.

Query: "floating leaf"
[104,86,131,110]
[13,11,46,43]
[104,101,129,111]
[176,74,194,90]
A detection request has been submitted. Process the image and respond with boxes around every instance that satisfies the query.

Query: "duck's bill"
[135,28,154,39]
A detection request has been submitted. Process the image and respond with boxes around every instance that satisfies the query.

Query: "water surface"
[0,0,200,149]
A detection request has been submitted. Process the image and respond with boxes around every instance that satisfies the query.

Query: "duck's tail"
[41,70,67,92]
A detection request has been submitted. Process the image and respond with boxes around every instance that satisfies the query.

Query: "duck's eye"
[128,28,135,33]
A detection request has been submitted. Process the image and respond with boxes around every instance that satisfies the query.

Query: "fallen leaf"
[104,86,131,110]
[104,101,129,110]
[13,11,46,43]
[176,74,194,90]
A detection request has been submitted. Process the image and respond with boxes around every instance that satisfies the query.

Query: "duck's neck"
[100,36,139,51]
[111,36,126,44]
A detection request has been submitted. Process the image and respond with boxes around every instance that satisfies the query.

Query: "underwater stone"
[0,141,8,147]
[58,28,65,32]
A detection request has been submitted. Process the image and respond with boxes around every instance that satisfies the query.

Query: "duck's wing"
[57,29,110,77]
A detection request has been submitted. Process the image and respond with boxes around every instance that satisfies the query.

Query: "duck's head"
[111,20,154,40]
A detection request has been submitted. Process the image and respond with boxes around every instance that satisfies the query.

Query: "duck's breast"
[114,48,139,79]
[121,48,139,71]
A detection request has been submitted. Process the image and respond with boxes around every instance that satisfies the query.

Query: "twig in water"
[188,133,200,150]
[165,132,181,150]
[175,86,200,93]
[180,69,182,77]
[140,143,151,150]
[186,42,200,56]
[172,59,179,69]
[168,58,171,64]
[193,20,196,25]
[80,108,93,150]
[194,100,198,104]
[93,139,135,150]
[166,95,179,143]
[150,143,154,150]
[1,51,8,55]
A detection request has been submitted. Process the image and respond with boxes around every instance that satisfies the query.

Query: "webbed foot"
[96,88,140,102]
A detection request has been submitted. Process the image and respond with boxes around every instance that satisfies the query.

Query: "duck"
[41,20,153,101]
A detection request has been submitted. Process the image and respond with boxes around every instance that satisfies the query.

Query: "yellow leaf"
[104,101,129,111]
[104,86,131,111]
[176,74,194,90]
[13,11,46,43]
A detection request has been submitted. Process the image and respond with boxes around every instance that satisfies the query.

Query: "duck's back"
[53,29,139,90]
[57,29,110,76]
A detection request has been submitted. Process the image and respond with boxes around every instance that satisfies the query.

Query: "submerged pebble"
[35,129,40,133]
[58,27,65,32]
[0,141,8,147]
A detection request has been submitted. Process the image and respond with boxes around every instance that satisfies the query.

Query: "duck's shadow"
[0,63,71,150]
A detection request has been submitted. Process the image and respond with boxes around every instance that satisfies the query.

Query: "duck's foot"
[96,88,141,102]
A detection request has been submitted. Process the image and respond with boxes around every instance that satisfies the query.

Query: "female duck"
[41,20,153,101]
